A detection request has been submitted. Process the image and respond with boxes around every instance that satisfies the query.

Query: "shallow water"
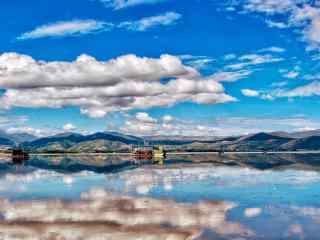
[0,153,320,239]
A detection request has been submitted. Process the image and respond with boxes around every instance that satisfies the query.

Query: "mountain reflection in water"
[0,154,320,239]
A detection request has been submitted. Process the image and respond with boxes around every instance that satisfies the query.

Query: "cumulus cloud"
[6,126,49,137]
[0,114,28,129]
[114,111,320,136]
[63,123,77,131]
[119,113,222,136]
[227,1,320,50]
[119,12,181,31]
[247,81,320,101]
[284,71,300,79]
[241,89,260,97]
[0,53,194,88]
[100,0,167,10]
[265,20,289,29]
[162,115,174,122]
[0,53,235,118]
[135,112,156,123]
[243,0,299,15]
[211,116,320,135]
[18,20,111,40]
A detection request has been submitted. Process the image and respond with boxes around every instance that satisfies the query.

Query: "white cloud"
[119,12,181,31]
[271,81,288,87]
[178,55,216,70]
[18,20,111,40]
[0,53,235,118]
[276,81,320,98]
[224,54,237,60]
[135,112,156,123]
[18,12,182,40]
[116,113,320,137]
[0,117,10,127]
[212,116,320,135]
[162,115,174,122]
[63,123,77,131]
[0,53,195,88]
[210,70,252,82]
[265,20,289,29]
[243,0,303,15]
[6,126,56,138]
[284,71,299,78]
[228,1,320,50]
[226,54,283,70]
[248,81,320,100]
[259,46,286,53]
[119,114,222,136]
[100,0,167,10]
[186,58,215,70]
[241,89,260,97]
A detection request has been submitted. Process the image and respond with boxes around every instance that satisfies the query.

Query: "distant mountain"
[289,129,320,139]
[9,133,37,143]
[222,132,294,152]
[21,132,144,153]
[9,129,320,153]
[21,132,85,151]
[281,136,320,151]
[0,130,37,147]
[237,132,292,142]
[269,131,294,139]
[0,137,15,147]
[85,132,144,145]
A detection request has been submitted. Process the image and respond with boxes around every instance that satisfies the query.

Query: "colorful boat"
[133,148,153,160]
[132,146,166,160]
[12,149,29,162]
[152,146,166,158]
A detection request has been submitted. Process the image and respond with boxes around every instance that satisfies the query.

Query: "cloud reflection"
[0,188,253,239]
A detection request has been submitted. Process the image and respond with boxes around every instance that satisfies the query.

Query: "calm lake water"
[0,153,320,239]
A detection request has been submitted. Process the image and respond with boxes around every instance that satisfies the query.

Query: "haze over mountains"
[1,129,320,153]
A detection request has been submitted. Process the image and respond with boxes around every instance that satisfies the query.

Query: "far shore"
[2,151,320,157]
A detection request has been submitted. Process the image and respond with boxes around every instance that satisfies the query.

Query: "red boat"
[133,149,153,160]
[12,149,29,162]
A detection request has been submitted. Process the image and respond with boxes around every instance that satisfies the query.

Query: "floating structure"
[132,145,166,160]
[133,148,153,160]
[153,146,166,158]
[12,149,29,162]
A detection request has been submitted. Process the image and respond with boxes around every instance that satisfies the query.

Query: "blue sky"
[1,0,320,137]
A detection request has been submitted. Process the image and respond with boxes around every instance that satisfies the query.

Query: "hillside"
[21,132,144,153]
[222,132,293,152]
[0,137,15,147]
[281,136,320,151]
[2,129,319,153]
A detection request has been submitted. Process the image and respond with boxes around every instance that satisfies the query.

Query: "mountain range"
[1,130,320,153]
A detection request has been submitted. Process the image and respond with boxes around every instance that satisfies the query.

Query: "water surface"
[0,153,319,239]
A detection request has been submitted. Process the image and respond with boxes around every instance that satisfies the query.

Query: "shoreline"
[1,151,320,157]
